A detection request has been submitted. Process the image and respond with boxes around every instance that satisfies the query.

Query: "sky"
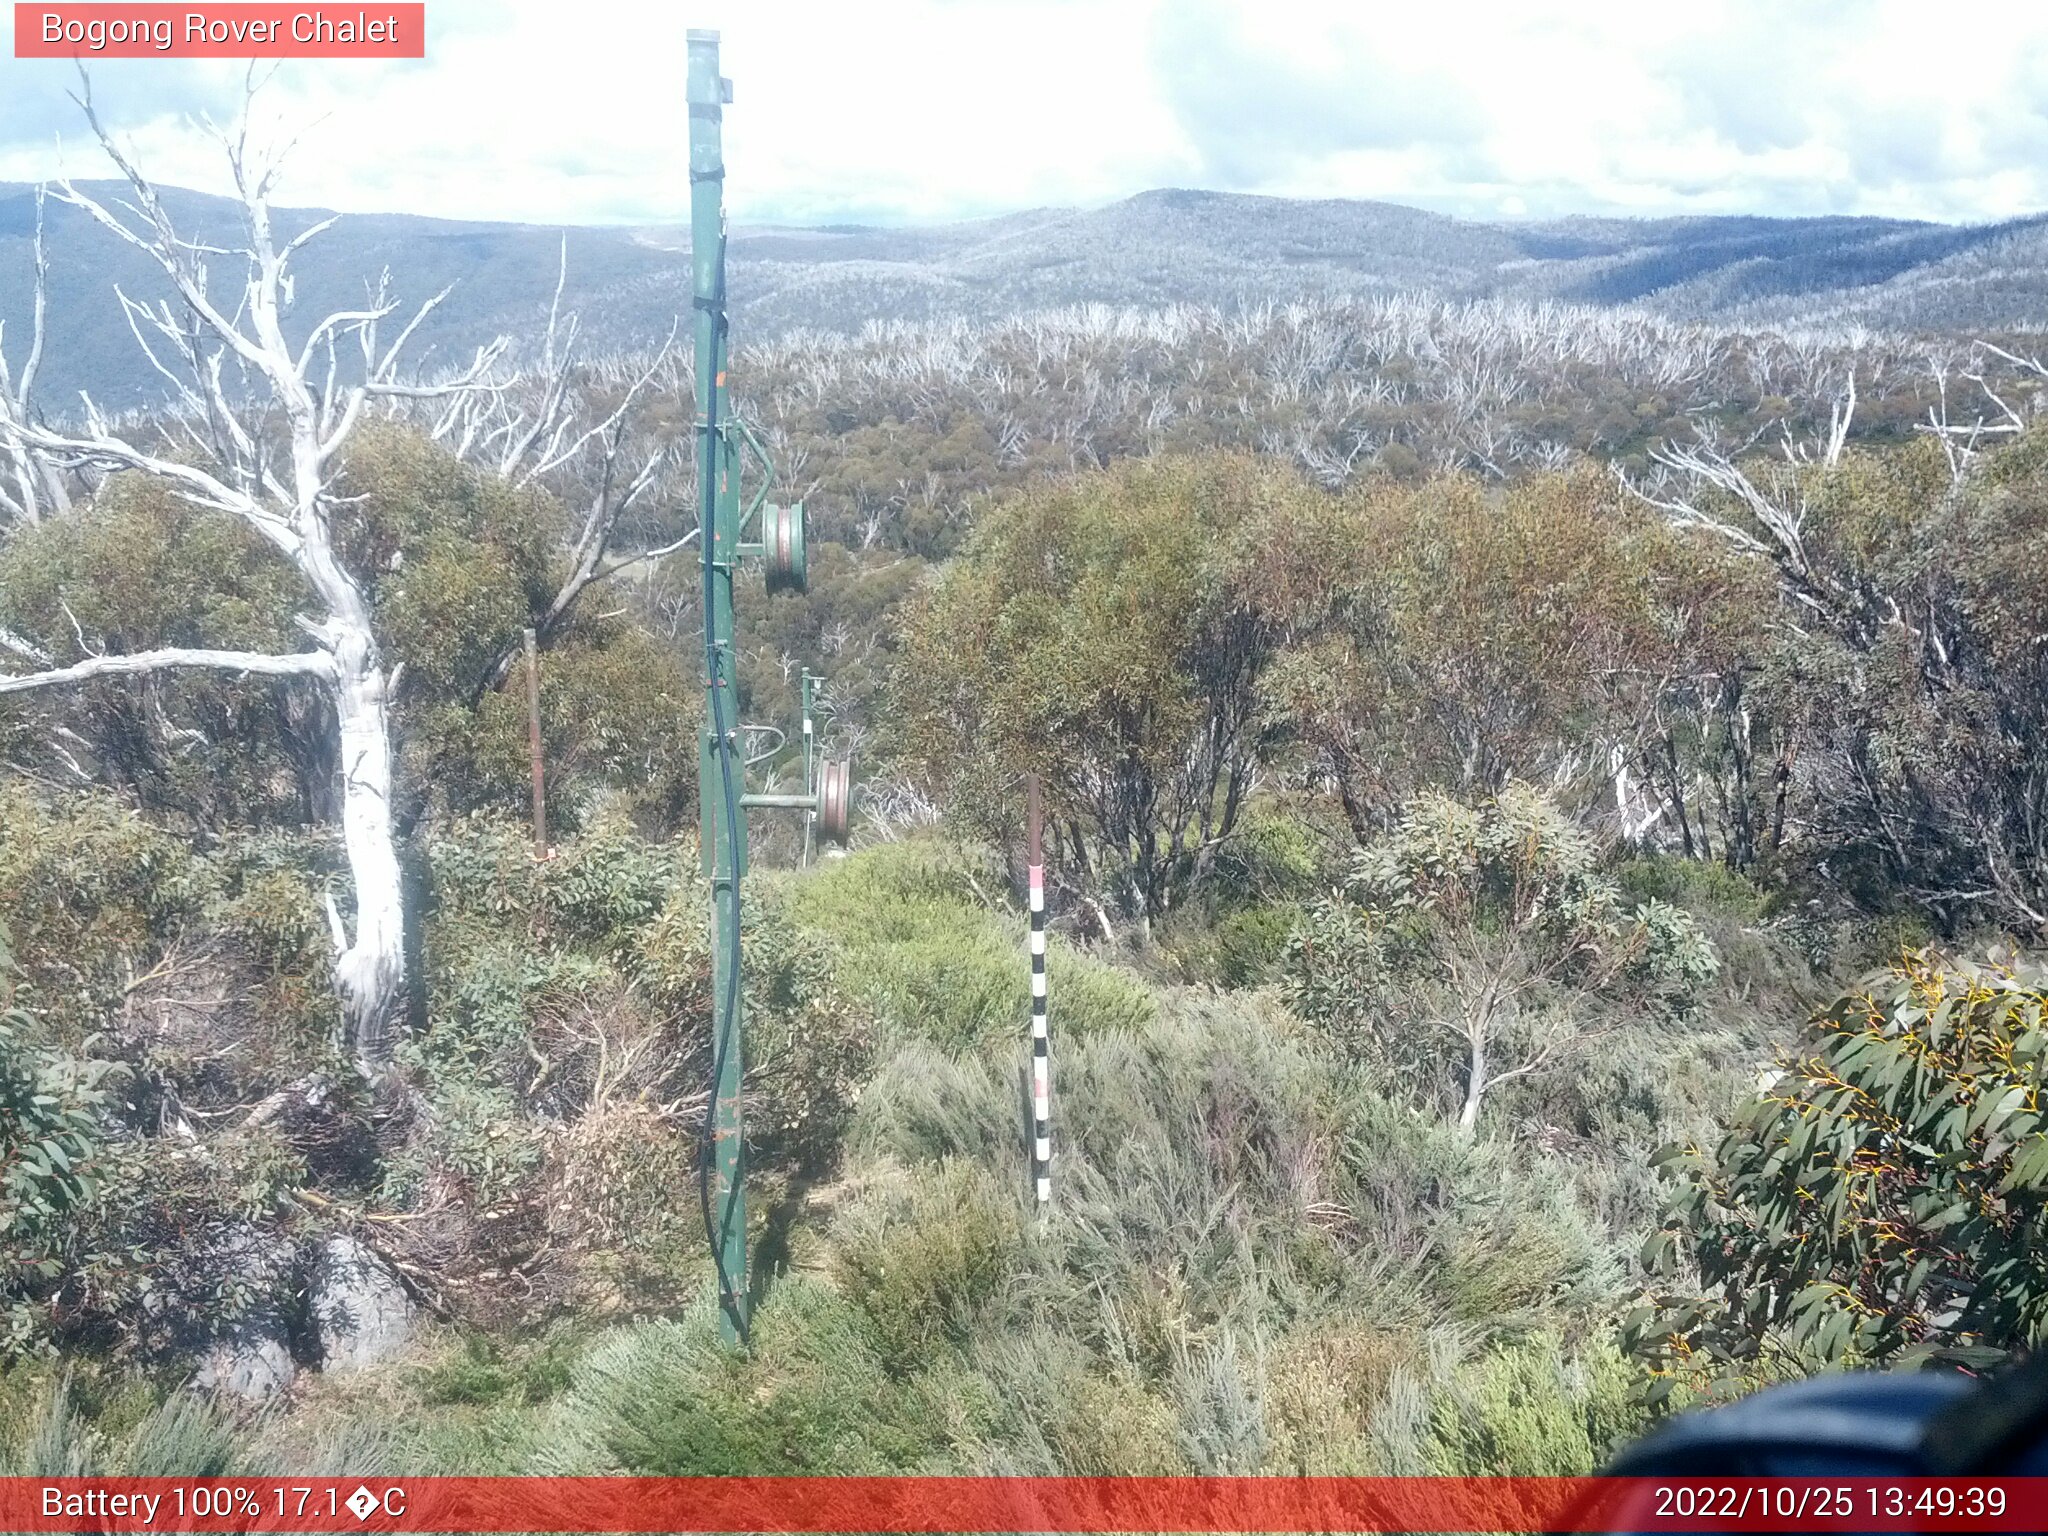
[3,0,2047,229]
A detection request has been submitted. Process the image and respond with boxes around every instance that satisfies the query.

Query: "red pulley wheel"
[816,757,852,846]
[763,503,808,595]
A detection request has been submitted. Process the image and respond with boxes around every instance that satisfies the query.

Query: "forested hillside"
[8,178,2048,410]
[5,145,2048,1479]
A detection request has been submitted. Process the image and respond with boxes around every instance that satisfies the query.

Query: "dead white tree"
[0,80,506,1071]
[426,253,691,699]
[0,186,72,527]
[1632,437,1812,571]
[1621,378,1910,662]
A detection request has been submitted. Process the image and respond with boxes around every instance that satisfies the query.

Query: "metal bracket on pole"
[735,416,776,535]
[800,670,819,866]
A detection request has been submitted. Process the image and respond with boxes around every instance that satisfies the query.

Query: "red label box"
[6,1476,2048,1533]
[14,4,425,57]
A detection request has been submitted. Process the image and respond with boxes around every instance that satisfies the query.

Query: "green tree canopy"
[1630,948,2048,1399]
[1285,783,1715,1134]
[1264,469,1772,843]
[894,452,1327,933]
[0,428,699,836]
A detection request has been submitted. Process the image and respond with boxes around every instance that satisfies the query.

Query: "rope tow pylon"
[1027,774,1052,1209]
[686,29,854,1346]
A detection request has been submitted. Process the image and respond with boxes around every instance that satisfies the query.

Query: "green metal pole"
[688,27,748,1346]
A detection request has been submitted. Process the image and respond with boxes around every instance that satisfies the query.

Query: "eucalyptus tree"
[0,86,511,1069]
[1631,948,2048,1392]
[895,453,1320,938]
[0,83,706,1071]
[1285,784,1716,1136]
[1627,391,2048,936]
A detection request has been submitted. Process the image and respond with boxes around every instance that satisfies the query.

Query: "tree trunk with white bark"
[1457,1054,1486,1136]
[328,628,405,1065]
[0,76,509,1072]
[1456,1020,1488,1138]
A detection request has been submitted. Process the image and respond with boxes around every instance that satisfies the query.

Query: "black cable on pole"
[696,224,750,1347]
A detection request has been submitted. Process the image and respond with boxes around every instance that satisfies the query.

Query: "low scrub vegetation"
[4,339,2046,1478]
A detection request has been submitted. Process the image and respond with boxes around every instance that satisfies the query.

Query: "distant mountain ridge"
[4,180,2047,409]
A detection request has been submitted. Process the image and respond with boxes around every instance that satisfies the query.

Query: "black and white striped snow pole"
[1027,773,1051,1206]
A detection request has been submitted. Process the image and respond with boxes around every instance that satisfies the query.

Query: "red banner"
[3,1476,2046,1533]
[13,4,425,58]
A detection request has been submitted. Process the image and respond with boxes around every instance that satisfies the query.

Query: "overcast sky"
[3,0,2047,228]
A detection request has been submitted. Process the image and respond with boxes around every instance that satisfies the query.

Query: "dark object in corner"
[1583,1355,2048,1532]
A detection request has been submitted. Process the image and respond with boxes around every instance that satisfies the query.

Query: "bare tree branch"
[463,321,687,698]
[1,414,302,554]
[0,645,334,695]
[0,625,52,665]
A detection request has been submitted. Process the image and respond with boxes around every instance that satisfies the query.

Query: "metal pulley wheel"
[762,501,808,595]
[816,756,853,846]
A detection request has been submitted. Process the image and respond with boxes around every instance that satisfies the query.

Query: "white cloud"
[0,0,2044,226]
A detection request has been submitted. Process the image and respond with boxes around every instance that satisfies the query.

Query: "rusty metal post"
[524,626,545,856]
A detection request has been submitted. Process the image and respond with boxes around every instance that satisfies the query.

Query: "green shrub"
[1418,1331,1650,1476]
[635,877,879,1169]
[780,839,1152,1050]
[216,868,329,977]
[1170,1331,1267,1472]
[1335,1090,1618,1324]
[404,634,699,838]
[427,811,677,955]
[1630,947,2048,1397]
[1161,901,1301,989]
[852,1043,1015,1168]
[1261,1319,1412,1474]
[418,1330,581,1409]
[839,1160,1019,1372]
[541,1279,948,1474]
[1212,904,1299,987]
[968,1330,1183,1473]
[537,813,678,946]
[1613,854,1767,921]
[13,1120,306,1363]
[210,851,338,1044]
[390,1067,540,1211]
[1210,803,1327,905]
[421,942,615,1082]
[0,785,208,1037]
[419,1335,517,1407]
[1,922,124,1358]
[1284,785,1717,1134]
[0,1372,240,1476]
